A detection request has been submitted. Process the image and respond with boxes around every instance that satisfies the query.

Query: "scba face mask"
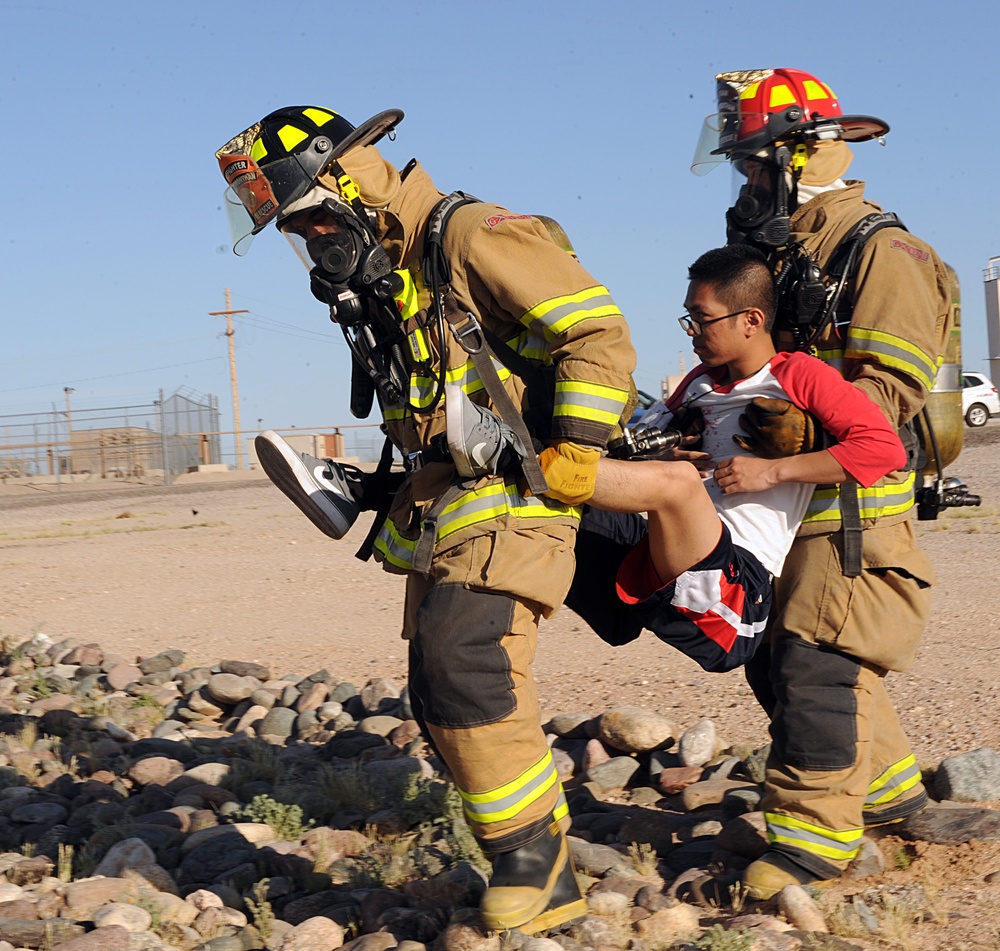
[726,147,795,249]
[281,197,410,412]
[281,198,399,325]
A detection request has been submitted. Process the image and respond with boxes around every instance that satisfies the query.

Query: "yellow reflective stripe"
[249,138,268,163]
[409,360,514,409]
[437,484,509,541]
[553,790,570,824]
[811,348,844,373]
[383,406,408,422]
[553,380,629,426]
[522,286,621,337]
[373,520,417,570]
[494,328,553,367]
[866,755,922,807]
[393,269,421,322]
[803,472,915,523]
[766,812,863,862]
[377,480,578,571]
[846,327,938,391]
[460,752,559,823]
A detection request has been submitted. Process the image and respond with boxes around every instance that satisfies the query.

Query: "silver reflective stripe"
[459,751,559,824]
[866,754,922,806]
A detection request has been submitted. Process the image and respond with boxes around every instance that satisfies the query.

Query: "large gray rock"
[206,673,255,705]
[585,756,640,792]
[899,804,1000,843]
[934,747,1000,802]
[678,718,717,767]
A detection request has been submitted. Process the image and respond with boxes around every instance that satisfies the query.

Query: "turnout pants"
[746,520,935,878]
[402,525,577,854]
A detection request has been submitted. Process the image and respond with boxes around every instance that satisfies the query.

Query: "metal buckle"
[449,311,485,354]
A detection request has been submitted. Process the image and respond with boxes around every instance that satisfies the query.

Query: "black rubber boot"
[480,819,587,933]
[863,787,929,827]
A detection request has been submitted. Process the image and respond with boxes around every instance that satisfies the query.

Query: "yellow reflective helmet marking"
[277,124,309,153]
[739,81,761,101]
[249,138,268,163]
[301,107,336,126]
[803,80,832,101]
[769,84,796,109]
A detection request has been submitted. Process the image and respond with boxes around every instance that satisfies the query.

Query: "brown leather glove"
[733,397,825,459]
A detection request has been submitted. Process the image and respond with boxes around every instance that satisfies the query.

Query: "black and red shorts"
[565,509,771,672]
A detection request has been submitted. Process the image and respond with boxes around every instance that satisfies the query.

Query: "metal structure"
[984,256,1000,387]
[0,388,221,485]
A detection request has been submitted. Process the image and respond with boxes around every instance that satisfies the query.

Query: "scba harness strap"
[780,211,911,577]
[409,194,558,574]
[359,193,569,568]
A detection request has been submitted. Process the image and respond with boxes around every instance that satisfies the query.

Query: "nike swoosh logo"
[470,442,491,467]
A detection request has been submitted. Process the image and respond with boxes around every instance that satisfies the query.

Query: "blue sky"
[3,0,996,463]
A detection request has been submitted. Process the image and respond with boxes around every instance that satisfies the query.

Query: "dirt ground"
[2,422,999,948]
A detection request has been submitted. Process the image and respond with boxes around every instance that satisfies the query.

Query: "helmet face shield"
[691,114,730,175]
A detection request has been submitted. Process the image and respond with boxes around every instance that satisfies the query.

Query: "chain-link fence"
[0,388,221,486]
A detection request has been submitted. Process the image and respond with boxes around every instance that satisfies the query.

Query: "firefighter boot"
[863,787,929,828]
[254,430,363,539]
[742,850,835,901]
[445,385,527,480]
[480,821,587,934]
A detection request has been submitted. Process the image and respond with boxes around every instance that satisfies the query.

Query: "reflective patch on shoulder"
[485,213,533,230]
[889,237,930,263]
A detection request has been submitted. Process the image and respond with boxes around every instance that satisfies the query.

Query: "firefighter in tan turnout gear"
[691,68,952,899]
[216,105,636,933]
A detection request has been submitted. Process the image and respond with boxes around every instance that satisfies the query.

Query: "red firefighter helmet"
[692,68,889,173]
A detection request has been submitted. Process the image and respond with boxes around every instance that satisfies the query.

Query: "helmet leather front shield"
[219,152,324,256]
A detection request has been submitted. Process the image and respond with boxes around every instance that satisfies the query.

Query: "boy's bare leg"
[591,458,722,583]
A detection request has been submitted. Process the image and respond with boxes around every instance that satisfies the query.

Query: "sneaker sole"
[255,432,353,539]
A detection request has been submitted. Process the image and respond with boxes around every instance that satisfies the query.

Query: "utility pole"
[63,387,75,476]
[209,289,249,470]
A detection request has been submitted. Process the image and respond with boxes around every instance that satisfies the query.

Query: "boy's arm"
[717,354,906,495]
[714,450,848,495]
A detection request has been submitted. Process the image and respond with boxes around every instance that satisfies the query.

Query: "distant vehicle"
[629,389,659,427]
[961,371,999,427]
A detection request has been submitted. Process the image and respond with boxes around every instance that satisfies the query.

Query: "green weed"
[235,794,313,841]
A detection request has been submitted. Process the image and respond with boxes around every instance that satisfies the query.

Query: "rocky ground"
[0,422,997,949]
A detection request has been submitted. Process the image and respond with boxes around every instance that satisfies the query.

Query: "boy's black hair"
[688,245,777,330]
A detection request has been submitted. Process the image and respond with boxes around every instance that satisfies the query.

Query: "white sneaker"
[254,431,362,539]
[445,386,527,479]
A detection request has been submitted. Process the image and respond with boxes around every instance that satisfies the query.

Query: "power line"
[0,357,226,395]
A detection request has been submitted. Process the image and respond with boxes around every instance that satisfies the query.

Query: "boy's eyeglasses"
[677,309,750,334]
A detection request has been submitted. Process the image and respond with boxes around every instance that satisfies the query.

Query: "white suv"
[961,371,1000,427]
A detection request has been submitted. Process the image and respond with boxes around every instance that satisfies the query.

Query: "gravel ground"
[1,422,999,949]
[1,423,998,763]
